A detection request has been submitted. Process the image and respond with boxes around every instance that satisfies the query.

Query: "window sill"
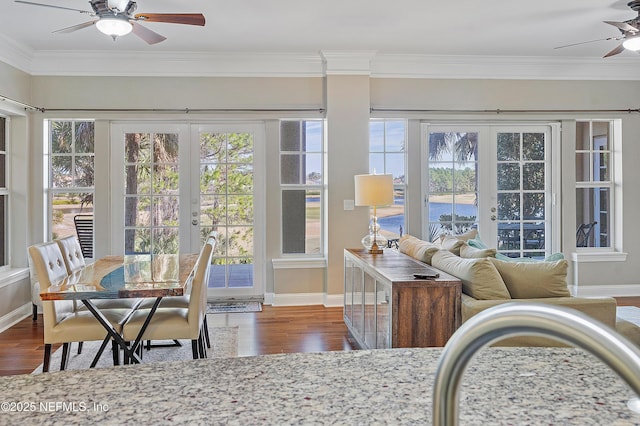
[0,267,29,289]
[571,251,628,263]
[272,258,327,270]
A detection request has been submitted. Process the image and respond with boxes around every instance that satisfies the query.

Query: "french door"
[111,122,265,299]
[422,123,559,258]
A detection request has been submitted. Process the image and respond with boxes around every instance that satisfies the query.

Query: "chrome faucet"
[433,303,640,425]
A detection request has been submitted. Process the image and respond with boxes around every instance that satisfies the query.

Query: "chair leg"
[198,331,207,359]
[203,316,211,349]
[32,304,38,321]
[77,341,83,355]
[43,344,52,373]
[60,343,71,371]
[191,340,199,359]
[123,342,130,365]
[112,340,120,366]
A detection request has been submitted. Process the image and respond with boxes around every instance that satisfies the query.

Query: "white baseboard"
[571,284,640,298]
[265,292,344,307]
[0,303,32,334]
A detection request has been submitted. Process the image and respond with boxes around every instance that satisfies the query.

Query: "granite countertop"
[1,347,639,425]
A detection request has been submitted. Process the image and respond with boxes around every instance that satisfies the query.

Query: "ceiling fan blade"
[603,43,626,57]
[554,37,618,49]
[134,13,205,26]
[52,20,97,34]
[14,0,92,14]
[604,20,639,33]
[132,22,167,45]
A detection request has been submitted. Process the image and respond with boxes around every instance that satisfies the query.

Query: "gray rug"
[32,323,238,374]
[207,301,262,313]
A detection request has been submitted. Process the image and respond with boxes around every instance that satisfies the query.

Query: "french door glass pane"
[124,132,180,255]
[427,132,478,239]
[199,131,254,289]
[496,131,546,258]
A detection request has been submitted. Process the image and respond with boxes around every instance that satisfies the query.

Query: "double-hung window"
[280,120,325,255]
[369,119,407,242]
[47,120,95,247]
[0,116,7,268]
[575,119,622,255]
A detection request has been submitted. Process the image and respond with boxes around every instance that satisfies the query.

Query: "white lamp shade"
[96,16,133,37]
[354,174,394,207]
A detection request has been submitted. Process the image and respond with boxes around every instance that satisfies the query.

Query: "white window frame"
[0,115,9,271]
[45,119,96,245]
[279,119,326,257]
[573,119,626,263]
[369,118,407,238]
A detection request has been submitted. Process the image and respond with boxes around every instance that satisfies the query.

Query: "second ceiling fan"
[15,0,206,45]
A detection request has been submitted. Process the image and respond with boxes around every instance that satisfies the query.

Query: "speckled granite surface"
[1,347,639,425]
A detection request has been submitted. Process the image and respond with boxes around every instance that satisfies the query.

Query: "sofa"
[398,232,640,347]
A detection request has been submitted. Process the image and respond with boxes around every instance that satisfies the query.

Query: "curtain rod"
[370,107,640,114]
[0,95,44,112]
[41,107,325,113]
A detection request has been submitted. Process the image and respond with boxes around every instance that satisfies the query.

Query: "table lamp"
[354,173,394,254]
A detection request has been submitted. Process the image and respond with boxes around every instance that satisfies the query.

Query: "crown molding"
[0,33,34,74]
[28,51,325,77]
[372,53,640,80]
[2,41,640,80]
[320,50,377,75]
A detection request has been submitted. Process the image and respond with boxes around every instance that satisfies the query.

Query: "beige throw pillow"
[440,235,466,256]
[489,258,570,299]
[431,250,511,300]
[399,234,440,265]
[440,228,478,243]
[460,244,497,259]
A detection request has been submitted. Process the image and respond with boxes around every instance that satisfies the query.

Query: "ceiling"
[1,0,640,77]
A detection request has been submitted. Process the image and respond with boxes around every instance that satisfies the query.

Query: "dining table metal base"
[81,297,164,365]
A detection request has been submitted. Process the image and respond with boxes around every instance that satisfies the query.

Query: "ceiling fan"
[15,0,206,45]
[556,0,640,57]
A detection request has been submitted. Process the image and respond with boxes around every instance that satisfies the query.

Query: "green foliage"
[429,167,476,193]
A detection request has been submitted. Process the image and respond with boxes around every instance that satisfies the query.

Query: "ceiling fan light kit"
[15,0,205,44]
[95,16,132,38]
[622,35,640,51]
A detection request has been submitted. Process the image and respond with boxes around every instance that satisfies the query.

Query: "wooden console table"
[344,248,461,349]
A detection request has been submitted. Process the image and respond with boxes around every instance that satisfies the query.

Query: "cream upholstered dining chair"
[55,235,142,355]
[28,241,133,372]
[56,235,142,310]
[122,240,214,360]
[137,232,217,350]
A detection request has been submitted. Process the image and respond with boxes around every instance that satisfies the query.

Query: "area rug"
[207,301,262,314]
[32,322,238,374]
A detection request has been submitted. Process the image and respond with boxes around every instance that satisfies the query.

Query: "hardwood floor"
[1,298,638,377]
[0,305,354,376]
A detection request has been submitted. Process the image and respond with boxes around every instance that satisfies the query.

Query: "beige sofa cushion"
[489,258,570,299]
[460,293,618,346]
[460,244,497,259]
[432,250,511,300]
[399,234,440,264]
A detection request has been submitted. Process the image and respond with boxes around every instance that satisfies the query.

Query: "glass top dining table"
[39,253,200,365]
[40,253,199,301]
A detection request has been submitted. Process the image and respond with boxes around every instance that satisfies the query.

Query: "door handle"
[192,219,198,226]
[490,215,497,221]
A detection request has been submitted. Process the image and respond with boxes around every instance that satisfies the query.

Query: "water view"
[378,202,477,235]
